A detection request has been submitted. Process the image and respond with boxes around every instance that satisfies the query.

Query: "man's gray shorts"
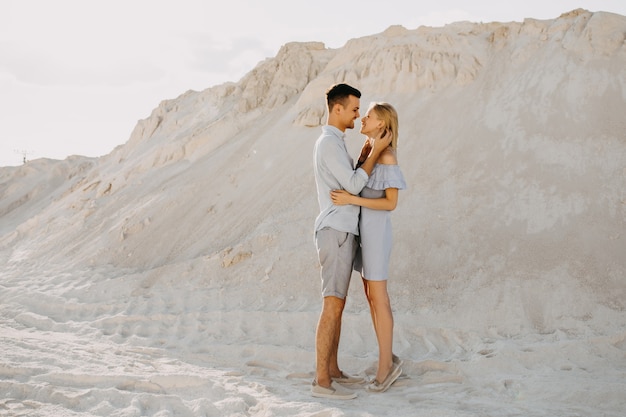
[315,227,358,299]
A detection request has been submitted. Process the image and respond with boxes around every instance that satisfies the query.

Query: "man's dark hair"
[326,83,361,111]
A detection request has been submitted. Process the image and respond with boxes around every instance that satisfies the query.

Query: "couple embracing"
[312,83,406,399]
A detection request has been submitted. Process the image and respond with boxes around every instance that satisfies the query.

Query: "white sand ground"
[1,9,625,417]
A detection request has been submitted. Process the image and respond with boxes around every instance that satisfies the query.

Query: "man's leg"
[315,295,345,388]
[314,228,356,387]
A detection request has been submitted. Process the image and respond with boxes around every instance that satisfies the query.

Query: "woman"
[331,102,406,393]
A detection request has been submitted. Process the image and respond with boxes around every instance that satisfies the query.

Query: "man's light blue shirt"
[313,125,369,235]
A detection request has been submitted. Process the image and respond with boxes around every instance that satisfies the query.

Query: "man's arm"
[321,139,368,195]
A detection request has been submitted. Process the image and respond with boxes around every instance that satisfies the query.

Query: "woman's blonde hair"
[370,102,399,149]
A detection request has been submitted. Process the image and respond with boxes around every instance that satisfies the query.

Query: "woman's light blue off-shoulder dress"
[354,163,407,281]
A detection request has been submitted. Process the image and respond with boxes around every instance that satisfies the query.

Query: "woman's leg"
[363,278,394,382]
[362,276,376,332]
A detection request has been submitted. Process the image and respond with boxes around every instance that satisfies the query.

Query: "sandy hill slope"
[0,9,625,417]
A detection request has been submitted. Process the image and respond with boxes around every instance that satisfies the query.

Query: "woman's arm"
[331,187,398,211]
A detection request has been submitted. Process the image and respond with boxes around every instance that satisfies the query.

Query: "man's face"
[338,95,360,131]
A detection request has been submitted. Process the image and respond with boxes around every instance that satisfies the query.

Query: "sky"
[1,0,625,167]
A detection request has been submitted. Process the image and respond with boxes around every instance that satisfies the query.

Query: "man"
[311,83,392,399]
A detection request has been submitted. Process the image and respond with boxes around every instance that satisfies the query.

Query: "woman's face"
[360,108,383,136]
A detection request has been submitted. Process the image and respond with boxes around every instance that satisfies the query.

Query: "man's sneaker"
[311,380,357,399]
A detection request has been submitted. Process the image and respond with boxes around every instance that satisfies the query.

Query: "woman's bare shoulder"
[379,147,398,165]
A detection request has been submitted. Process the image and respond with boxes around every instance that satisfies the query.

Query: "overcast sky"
[1,0,625,167]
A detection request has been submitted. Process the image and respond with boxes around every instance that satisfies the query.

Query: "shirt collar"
[322,125,345,140]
